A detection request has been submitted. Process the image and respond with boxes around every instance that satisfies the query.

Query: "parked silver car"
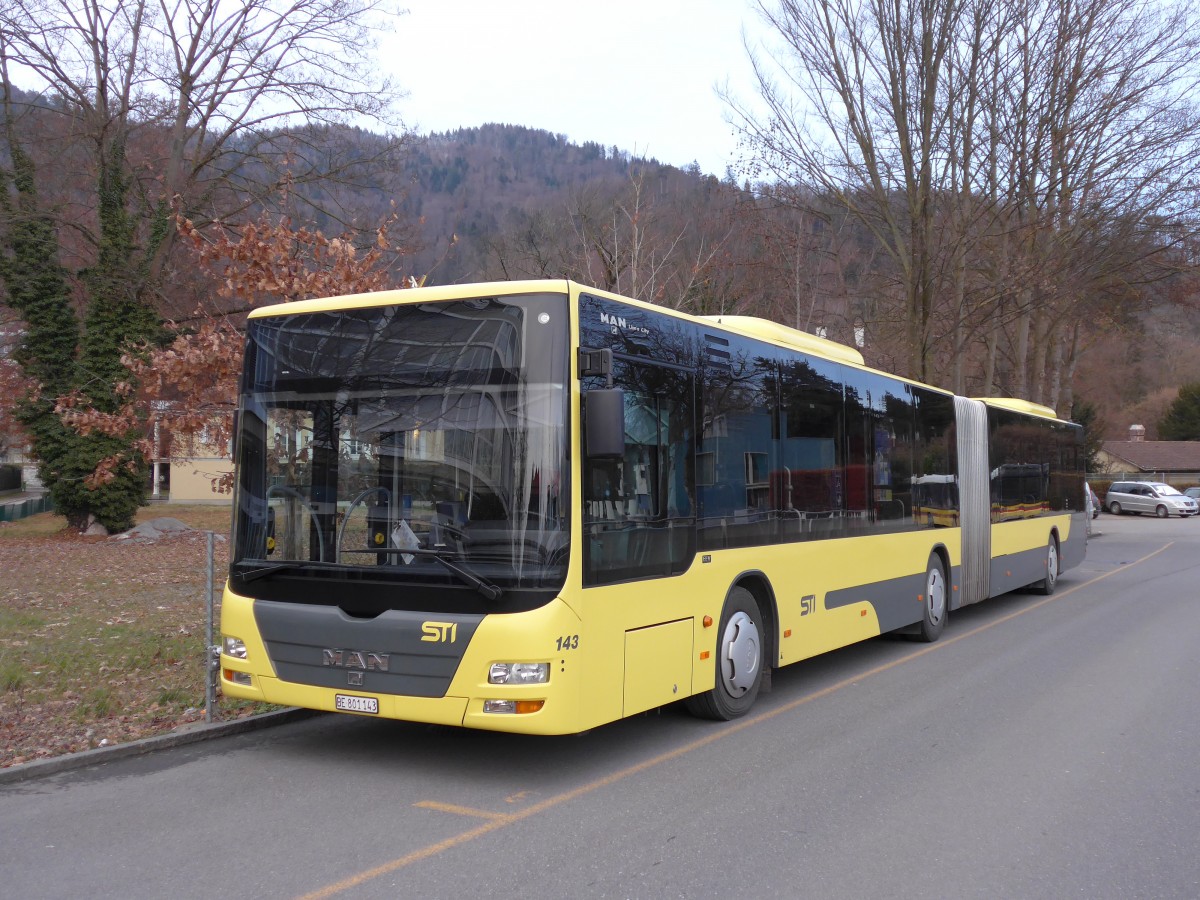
[1104,481,1198,518]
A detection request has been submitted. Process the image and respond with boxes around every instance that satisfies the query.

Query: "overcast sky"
[388,0,772,178]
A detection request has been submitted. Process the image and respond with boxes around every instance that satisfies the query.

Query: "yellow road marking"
[412,800,512,822]
[299,542,1171,899]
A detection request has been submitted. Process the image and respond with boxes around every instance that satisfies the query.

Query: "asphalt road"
[3,512,1199,899]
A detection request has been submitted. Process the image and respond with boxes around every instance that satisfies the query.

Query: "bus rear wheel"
[685,586,764,721]
[917,555,947,642]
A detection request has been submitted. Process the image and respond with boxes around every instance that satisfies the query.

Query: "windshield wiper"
[237,560,343,583]
[411,549,503,600]
[341,547,503,600]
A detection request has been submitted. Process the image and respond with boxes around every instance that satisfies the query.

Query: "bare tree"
[729,0,966,382]
[733,0,1200,408]
[744,184,878,341]
[487,164,739,313]
[0,0,407,529]
[988,0,1200,410]
[1,0,406,286]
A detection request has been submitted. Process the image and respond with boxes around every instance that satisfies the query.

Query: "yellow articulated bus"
[219,280,1086,733]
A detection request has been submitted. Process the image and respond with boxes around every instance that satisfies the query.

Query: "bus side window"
[583,363,695,586]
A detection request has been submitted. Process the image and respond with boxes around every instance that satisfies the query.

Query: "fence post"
[205,531,218,724]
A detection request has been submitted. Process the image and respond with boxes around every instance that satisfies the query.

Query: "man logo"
[421,621,458,643]
[598,310,649,336]
[599,311,629,330]
[321,649,390,671]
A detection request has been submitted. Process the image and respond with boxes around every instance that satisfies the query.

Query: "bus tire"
[685,586,764,721]
[917,554,947,642]
[1034,536,1059,595]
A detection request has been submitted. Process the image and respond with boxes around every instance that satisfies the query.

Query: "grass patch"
[156,687,198,708]
[136,503,233,532]
[79,686,116,720]
[0,607,45,631]
[1,502,278,767]
[0,501,233,540]
[1,656,25,692]
[0,510,67,539]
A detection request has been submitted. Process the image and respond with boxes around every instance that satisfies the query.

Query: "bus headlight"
[488,662,550,684]
[222,636,248,660]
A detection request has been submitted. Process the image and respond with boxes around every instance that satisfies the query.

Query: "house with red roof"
[1096,425,1200,485]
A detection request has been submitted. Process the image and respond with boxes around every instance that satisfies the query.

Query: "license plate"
[335,694,379,715]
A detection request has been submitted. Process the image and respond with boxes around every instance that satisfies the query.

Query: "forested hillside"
[5,109,1199,465]
[319,123,737,289]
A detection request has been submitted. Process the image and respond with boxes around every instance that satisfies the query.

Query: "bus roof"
[699,315,864,366]
[246,280,1062,420]
[246,278,869,364]
[245,279,572,319]
[976,397,1060,420]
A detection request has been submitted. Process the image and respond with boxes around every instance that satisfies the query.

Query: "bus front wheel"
[917,555,947,642]
[685,586,764,721]
[1034,537,1059,595]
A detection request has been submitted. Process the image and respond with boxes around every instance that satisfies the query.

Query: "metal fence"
[1092,473,1200,489]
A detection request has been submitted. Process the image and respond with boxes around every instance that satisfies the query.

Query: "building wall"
[168,457,233,504]
[1094,449,1128,474]
[1096,444,1200,484]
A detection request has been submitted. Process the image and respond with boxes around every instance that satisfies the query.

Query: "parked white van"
[1104,482,1198,518]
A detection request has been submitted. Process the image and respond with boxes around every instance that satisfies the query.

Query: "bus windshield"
[230,292,570,607]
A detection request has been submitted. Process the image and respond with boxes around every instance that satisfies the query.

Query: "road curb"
[0,708,321,785]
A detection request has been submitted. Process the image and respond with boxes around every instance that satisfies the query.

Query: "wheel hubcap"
[721,611,760,697]
[1047,543,1058,586]
[926,567,946,625]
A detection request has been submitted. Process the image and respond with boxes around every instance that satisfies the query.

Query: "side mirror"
[584,388,625,459]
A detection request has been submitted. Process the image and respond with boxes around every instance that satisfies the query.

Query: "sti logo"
[421,621,458,643]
